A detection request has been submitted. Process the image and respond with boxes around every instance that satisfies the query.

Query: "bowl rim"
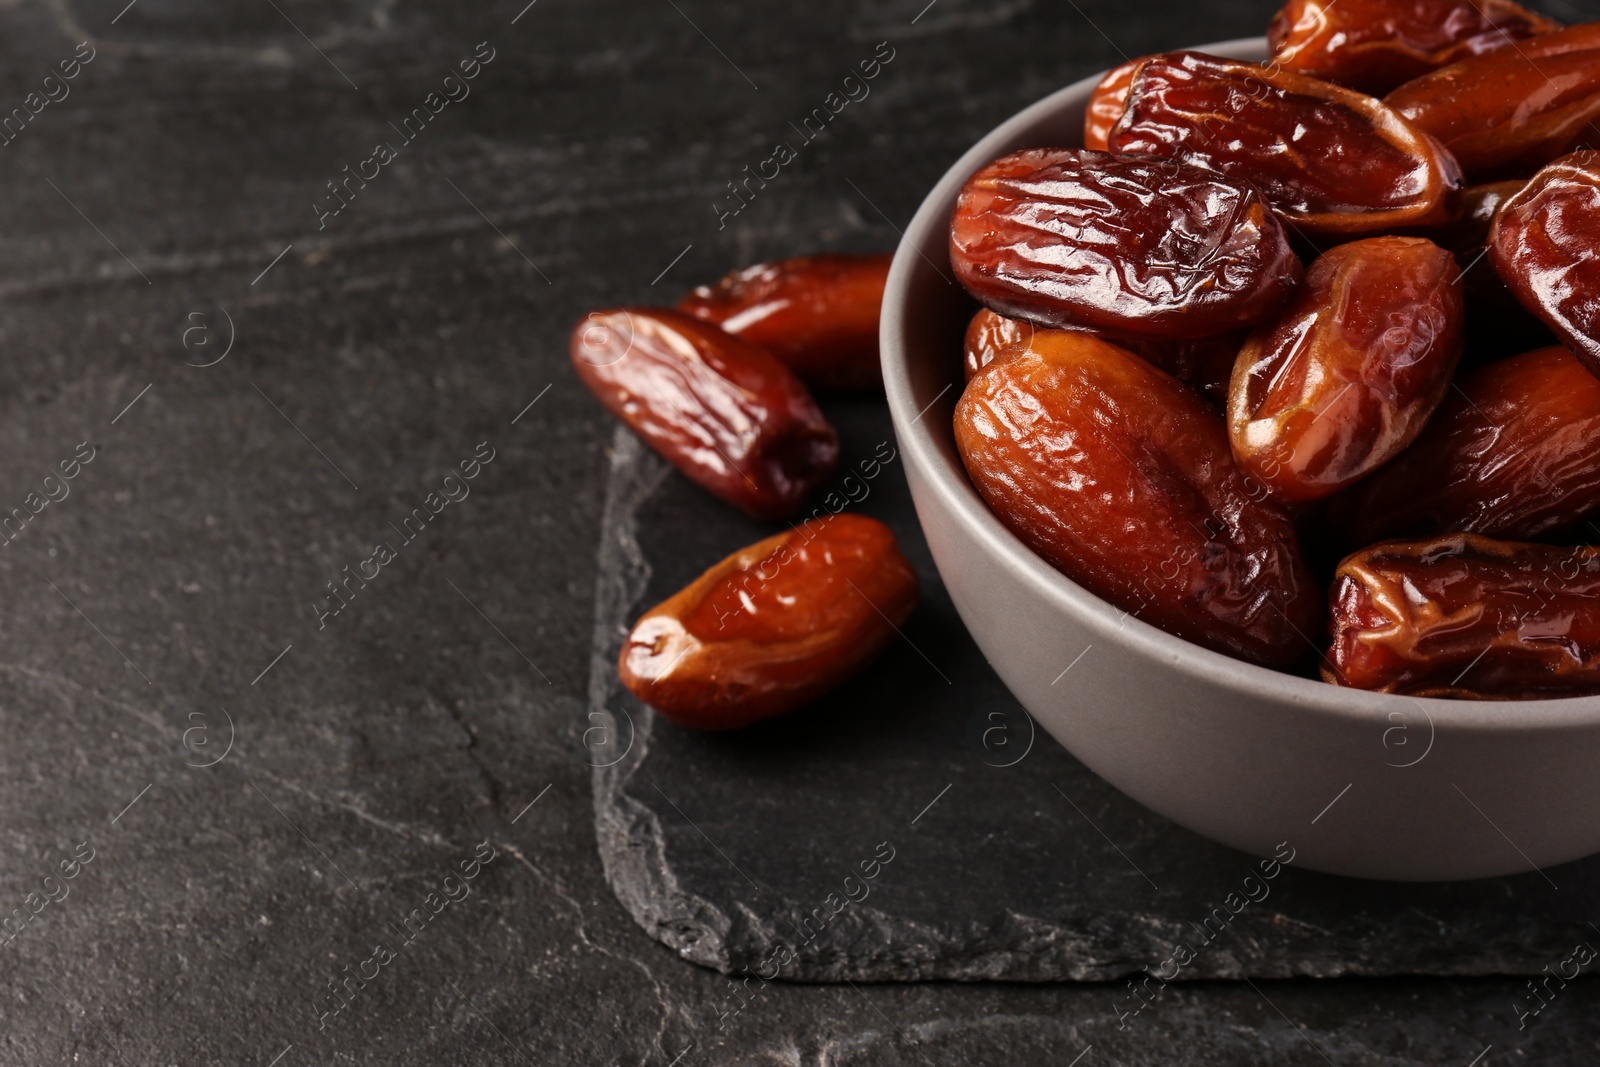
[880,34,1600,734]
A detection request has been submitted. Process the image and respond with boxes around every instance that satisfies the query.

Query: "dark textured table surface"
[4,0,1599,1064]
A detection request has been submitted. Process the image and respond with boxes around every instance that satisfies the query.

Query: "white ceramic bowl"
[881,37,1600,881]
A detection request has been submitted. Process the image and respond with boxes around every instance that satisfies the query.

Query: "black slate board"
[590,397,1600,983]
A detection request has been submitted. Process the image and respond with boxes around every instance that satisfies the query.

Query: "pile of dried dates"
[572,254,912,730]
[954,0,1600,700]
[579,0,1600,726]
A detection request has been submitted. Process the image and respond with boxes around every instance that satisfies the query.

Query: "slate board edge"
[586,429,1587,984]
[580,432,1146,983]
[586,429,736,976]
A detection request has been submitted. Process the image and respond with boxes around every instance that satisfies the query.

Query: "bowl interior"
[879,36,1600,733]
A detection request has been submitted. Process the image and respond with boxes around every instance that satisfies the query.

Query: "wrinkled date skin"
[1268,0,1561,95]
[1327,534,1600,699]
[1229,237,1464,503]
[1387,25,1600,176]
[964,308,1239,404]
[954,330,1322,669]
[1491,152,1600,375]
[1111,52,1465,237]
[1330,346,1600,545]
[618,514,919,730]
[950,148,1303,340]
[571,308,839,521]
[678,253,893,390]
[1083,58,1141,151]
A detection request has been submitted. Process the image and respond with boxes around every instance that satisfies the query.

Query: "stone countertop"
[0,0,1593,1064]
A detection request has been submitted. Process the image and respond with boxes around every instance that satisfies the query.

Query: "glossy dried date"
[1430,180,1528,284]
[618,514,919,730]
[1491,152,1600,375]
[963,308,1037,381]
[950,148,1302,340]
[964,308,1239,404]
[571,308,838,521]
[1330,346,1600,545]
[1428,179,1554,363]
[1444,180,1529,255]
[1267,0,1561,95]
[954,330,1321,668]
[1229,237,1464,502]
[678,253,893,390]
[1110,52,1464,236]
[1327,534,1600,699]
[1386,24,1600,175]
[1084,57,1142,150]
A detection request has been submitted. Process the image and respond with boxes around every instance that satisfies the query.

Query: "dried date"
[1491,151,1600,375]
[678,253,893,390]
[1110,51,1465,236]
[950,148,1303,340]
[954,329,1322,668]
[1329,346,1600,545]
[618,514,919,730]
[1084,58,1142,151]
[571,308,838,521]
[1428,179,1555,363]
[1386,24,1600,176]
[964,308,1240,404]
[1268,0,1561,95]
[1327,534,1600,699]
[1229,237,1464,502]
[963,308,1037,381]
[1442,180,1530,257]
